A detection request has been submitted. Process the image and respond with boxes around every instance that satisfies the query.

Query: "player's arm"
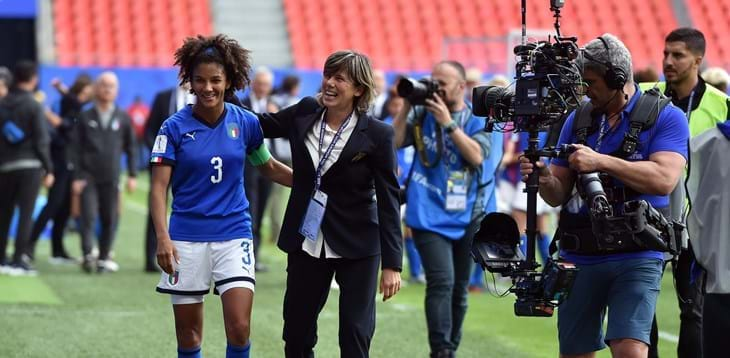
[150,164,178,274]
[249,144,293,187]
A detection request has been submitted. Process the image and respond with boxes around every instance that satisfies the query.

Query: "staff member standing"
[0,60,54,275]
[71,72,137,273]
[258,50,403,358]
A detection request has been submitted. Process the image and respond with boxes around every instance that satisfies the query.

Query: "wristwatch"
[444,120,458,134]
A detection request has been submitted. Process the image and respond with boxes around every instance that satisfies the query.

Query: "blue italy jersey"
[150,103,264,242]
[552,86,689,263]
[404,105,492,240]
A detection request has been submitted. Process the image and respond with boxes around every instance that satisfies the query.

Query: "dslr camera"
[397,77,439,105]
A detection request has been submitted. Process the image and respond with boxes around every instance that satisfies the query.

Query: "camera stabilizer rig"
[469,0,583,317]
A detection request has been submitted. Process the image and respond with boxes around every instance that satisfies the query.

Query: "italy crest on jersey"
[227,122,240,139]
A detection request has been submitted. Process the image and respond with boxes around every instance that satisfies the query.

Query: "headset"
[583,36,628,90]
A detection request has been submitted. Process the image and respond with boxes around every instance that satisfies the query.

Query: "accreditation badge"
[445,170,468,212]
[299,190,328,241]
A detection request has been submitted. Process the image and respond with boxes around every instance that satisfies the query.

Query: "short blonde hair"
[322,50,376,114]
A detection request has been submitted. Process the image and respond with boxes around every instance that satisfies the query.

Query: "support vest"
[639,82,728,137]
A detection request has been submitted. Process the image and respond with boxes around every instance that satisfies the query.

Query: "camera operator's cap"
[473,212,521,259]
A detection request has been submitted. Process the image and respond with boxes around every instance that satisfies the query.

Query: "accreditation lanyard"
[314,109,354,192]
[685,90,695,122]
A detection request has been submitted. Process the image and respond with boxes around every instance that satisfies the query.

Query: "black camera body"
[513,260,578,317]
[472,39,581,131]
[397,77,440,105]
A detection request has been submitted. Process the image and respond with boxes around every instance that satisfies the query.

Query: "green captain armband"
[247,144,272,166]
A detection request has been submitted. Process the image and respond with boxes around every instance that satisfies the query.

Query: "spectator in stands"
[142,82,194,272]
[0,61,54,276]
[151,34,292,358]
[127,95,150,171]
[392,61,503,358]
[701,66,729,93]
[633,66,660,84]
[524,33,688,358]
[71,71,137,274]
[256,50,402,358]
[0,66,12,99]
[27,73,93,264]
[241,66,279,272]
[640,27,730,358]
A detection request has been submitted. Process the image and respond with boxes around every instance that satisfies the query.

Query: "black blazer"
[258,97,403,270]
[72,106,137,183]
[144,88,176,149]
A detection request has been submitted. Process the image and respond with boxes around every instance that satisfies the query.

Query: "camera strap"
[572,89,670,158]
[413,108,442,168]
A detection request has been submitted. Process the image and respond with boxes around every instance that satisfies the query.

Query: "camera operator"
[392,61,502,358]
[521,34,689,358]
[639,27,730,358]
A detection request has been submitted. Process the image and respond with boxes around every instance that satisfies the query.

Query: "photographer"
[392,61,502,358]
[521,34,689,357]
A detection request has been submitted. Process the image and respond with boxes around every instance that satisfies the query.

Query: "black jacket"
[258,97,403,270]
[0,89,52,173]
[71,105,137,183]
[144,88,176,149]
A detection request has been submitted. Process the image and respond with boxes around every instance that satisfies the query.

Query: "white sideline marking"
[123,199,147,215]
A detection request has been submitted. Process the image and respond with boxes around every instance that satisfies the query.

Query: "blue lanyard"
[314,109,353,191]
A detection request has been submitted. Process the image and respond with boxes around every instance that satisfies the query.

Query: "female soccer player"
[150,34,292,358]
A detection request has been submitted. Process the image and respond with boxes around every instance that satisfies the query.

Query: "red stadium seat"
[54,0,213,67]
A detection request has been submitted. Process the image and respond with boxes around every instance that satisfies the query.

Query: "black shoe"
[49,252,78,265]
[431,349,455,358]
[81,255,95,274]
[10,256,38,276]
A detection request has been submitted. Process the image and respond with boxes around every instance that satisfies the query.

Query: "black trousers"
[79,179,118,260]
[0,169,42,263]
[649,246,704,358]
[144,175,169,270]
[283,250,379,358]
[28,165,73,257]
[244,162,272,259]
[703,293,730,358]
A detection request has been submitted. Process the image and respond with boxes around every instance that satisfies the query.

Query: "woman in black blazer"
[258,50,403,358]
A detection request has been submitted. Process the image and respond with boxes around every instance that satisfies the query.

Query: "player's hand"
[156,235,179,275]
[424,93,451,126]
[380,268,401,302]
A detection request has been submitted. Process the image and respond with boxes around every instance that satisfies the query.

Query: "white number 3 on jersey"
[210,156,223,183]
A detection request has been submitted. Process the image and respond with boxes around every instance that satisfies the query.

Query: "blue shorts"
[557,258,663,355]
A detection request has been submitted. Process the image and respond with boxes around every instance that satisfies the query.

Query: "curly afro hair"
[174,34,252,97]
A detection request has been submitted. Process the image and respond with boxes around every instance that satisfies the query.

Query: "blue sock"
[538,234,551,264]
[226,341,250,358]
[178,346,202,358]
[405,238,422,278]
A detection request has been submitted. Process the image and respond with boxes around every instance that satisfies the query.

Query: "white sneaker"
[97,259,120,273]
